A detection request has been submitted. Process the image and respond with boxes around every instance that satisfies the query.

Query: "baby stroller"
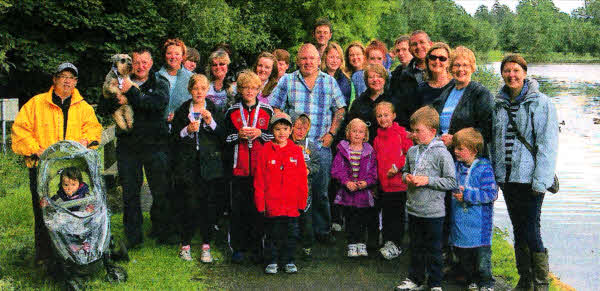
[38,140,127,289]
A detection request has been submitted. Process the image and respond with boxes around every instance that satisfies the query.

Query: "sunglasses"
[427,54,448,62]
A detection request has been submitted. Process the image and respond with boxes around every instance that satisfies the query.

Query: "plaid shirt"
[270,70,346,145]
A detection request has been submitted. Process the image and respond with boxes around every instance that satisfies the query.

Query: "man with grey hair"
[270,43,346,243]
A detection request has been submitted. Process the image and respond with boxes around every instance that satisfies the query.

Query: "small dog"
[103,54,138,131]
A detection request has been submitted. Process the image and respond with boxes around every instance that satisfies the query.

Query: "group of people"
[11,17,558,291]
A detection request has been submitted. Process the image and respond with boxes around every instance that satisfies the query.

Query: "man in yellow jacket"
[11,62,102,266]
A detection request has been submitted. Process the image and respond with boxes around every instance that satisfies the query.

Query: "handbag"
[504,105,559,194]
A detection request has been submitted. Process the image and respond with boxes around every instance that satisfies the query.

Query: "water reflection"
[489,62,600,291]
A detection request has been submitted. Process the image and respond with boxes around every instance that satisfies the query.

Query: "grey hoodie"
[402,137,457,218]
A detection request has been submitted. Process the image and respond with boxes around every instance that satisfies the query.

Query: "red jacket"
[224,101,273,176]
[373,122,413,192]
[254,140,308,217]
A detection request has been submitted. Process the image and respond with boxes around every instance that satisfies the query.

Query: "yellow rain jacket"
[11,87,102,167]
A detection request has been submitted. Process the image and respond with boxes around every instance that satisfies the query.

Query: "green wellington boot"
[532,249,550,291]
[512,245,533,291]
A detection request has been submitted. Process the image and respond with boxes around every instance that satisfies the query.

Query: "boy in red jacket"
[372,101,413,259]
[254,113,308,274]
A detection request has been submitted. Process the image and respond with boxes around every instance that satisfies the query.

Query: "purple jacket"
[331,140,378,208]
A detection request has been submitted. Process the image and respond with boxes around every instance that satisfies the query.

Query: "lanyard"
[188,101,206,150]
[412,141,436,175]
[239,102,261,148]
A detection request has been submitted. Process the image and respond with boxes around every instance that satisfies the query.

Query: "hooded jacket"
[254,140,308,217]
[12,87,102,167]
[450,158,497,247]
[373,122,413,192]
[491,78,558,193]
[331,140,378,208]
[402,137,457,218]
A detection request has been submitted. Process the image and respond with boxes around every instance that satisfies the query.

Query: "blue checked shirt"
[270,70,346,146]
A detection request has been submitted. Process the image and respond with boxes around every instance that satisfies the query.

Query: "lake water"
[489,62,600,291]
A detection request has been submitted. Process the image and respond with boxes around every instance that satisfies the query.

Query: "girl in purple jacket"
[331,118,378,258]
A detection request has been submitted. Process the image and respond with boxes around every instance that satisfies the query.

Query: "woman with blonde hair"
[321,42,354,107]
[253,51,279,104]
[416,42,454,107]
[205,49,237,113]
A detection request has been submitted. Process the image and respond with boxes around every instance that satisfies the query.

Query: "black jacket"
[432,81,494,152]
[343,89,392,144]
[171,98,226,181]
[387,58,425,128]
[98,71,170,147]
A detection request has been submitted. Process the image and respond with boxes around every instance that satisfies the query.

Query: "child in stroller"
[38,141,128,290]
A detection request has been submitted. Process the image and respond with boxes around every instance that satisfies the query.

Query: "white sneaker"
[479,287,493,291]
[331,223,342,232]
[380,241,401,260]
[394,279,425,291]
[430,287,443,291]
[265,263,278,274]
[179,245,192,261]
[357,243,368,256]
[347,244,358,257]
[200,244,213,263]
[467,283,478,290]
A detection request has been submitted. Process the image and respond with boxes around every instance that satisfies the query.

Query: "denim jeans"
[312,146,332,235]
[455,246,494,288]
[408,215,444,287]
[502,183,545,252]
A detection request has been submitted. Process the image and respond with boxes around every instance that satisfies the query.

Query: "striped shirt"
[270,70,346,145]
[504,102,520,178]
[350,149,362,179]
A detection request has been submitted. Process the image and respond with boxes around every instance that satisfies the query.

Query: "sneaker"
[265,263,278,274]
[478,287,493,291]
[284,263,298,273]
[430,287,443,291]
[347,244,358,257]
[394,279,425,291]
[200,244,213,263]
[467,283,478,290]
[231,251,244,263]
[380,241,401,260]
[331,223,342,232]
[357,243,368,257]
[179,245,192,261]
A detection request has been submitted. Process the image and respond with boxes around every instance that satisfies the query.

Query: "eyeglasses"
[452,63,470,69]
[56,75,77,80]
[427,54,448,62]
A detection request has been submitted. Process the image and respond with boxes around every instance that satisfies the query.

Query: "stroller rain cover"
[38,140,110,265]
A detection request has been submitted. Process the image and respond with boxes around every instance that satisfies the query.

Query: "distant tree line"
[0,0,599,103]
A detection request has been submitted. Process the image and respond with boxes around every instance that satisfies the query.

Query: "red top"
[373,122,413,192]
[254,140,308,217]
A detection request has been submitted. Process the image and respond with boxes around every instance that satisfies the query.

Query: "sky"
[453,0,586,15]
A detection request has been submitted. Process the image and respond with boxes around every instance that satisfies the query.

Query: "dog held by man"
[103,54,137,131]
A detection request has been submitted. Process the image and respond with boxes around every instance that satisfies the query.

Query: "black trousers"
[175,175,217,246]
[230,176,263,253]
[380,191,407,246]
[29,167,53,261]
[345,206,370,244]
[117,143,171,245]
[264,216,299,265]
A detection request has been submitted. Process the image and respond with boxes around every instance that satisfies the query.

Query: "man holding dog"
[98,47,172,248]
[12,62,102,267]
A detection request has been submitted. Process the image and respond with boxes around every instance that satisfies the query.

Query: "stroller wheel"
[105,264,128,283]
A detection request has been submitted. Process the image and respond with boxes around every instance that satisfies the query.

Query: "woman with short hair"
[205,49,237,113]
[491,54,558,291]
[158,38,193,121]
[416,42,454,107]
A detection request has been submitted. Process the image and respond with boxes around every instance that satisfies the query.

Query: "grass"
[0,148,573,290]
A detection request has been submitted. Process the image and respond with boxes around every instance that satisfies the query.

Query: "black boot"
[532,249,549,291]
[513,245,533,291]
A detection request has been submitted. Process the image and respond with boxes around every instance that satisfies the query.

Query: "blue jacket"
[491,78,559,193]
[450,158,497,248]
[351,70,366,97]
[157,67,193,117]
